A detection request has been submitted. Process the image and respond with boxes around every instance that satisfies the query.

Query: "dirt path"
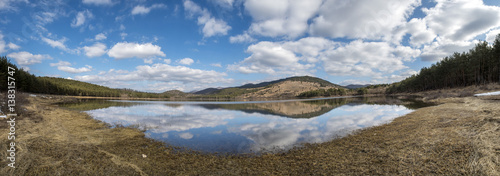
[0,95,498,175]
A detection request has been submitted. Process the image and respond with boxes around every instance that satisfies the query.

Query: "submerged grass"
[0,94,498,175]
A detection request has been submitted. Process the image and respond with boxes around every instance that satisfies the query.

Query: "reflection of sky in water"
[85,101,413,154]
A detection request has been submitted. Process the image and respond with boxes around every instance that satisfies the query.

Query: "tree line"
[297,88,349,98]
[0,56,169,98]
[387,34,500,93]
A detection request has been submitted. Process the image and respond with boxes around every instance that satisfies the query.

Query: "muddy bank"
[0,95,498,175]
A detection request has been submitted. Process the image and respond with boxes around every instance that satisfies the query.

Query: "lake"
[60,96,430,154]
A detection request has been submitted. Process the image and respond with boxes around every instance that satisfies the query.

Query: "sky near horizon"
[1,0,500,92]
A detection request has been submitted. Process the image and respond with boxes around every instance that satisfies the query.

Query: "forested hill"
[238,76,340,89]
[0,56,168,98]
[387,35,500,93]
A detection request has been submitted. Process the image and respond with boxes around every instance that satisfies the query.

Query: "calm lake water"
[61,97,431,154]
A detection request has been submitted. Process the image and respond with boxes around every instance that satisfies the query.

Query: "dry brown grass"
[0,95,498,175]
[405,83,500,101]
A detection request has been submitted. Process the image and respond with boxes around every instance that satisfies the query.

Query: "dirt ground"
[0,94,498,175]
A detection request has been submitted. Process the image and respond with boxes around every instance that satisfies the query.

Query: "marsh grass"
[0,95,497,175]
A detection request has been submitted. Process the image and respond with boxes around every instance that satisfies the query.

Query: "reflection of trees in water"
[62,97,432,118]
[197,97,432,118]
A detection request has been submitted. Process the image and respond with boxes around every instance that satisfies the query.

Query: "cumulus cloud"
[230,37,420,79]
[184,0,231,37]
[229,33,256,43]
[420,39,477,62]
[320,40,418,76]
[71,10,93,27]
[131,4,166,15]
[229,37,334,75]
[50,61,92,73]
[178,58,194,65]
[75,63,231,85]
[229,41,312,74]
[401,0,500,61]
[7,43,20,50]
[244,0,322,38]
[7,51,52,66]
[41,37,68,51]
[310,0,420,40]
[83,42,107,57]
[95,33,106,40]
[421,0,500,42]
[107,42,166,59]
[486,29,500,44]
[82,0,113,6]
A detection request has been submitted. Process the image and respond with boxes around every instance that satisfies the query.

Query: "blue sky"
[1,0,500,92]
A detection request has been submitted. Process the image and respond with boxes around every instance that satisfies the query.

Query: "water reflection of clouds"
[85,102,413,153]
[325,105,413,136]
[86,104,236,133]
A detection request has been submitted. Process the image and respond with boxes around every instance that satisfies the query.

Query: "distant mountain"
[345,84,371,89]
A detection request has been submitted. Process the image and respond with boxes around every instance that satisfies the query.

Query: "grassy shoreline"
[0,94,498,175]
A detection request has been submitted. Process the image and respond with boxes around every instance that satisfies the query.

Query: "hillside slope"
[238,80,342,99]
[194,76,343,98]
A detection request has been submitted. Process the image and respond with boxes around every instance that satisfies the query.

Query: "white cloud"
[131,4,166,15]
[184,0,231,37]
[421,0,500,42]
[75,63,231,85]
[95,33,107,40]
[41,37,68,51]
[50,61,92,73]
[7,43,20,50]
[59,65,92,73]
[486,29,500,44]
[49,61,71,67]
[420,39,477,62]
[229,33,256,43]
[71,10,93,27]
[403,18,437,46]
[229,38,326,75]
[178,58,194,65]
[83,42,107,57]
[107,42,166,59]
[309,0,420,40]
[244,0,322,38]
[7,51,52,66]
[230,37,420,78]
[163,59,171,64]
[82,0,113,6]
[399,0,500,61]
[320,40,416,76]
